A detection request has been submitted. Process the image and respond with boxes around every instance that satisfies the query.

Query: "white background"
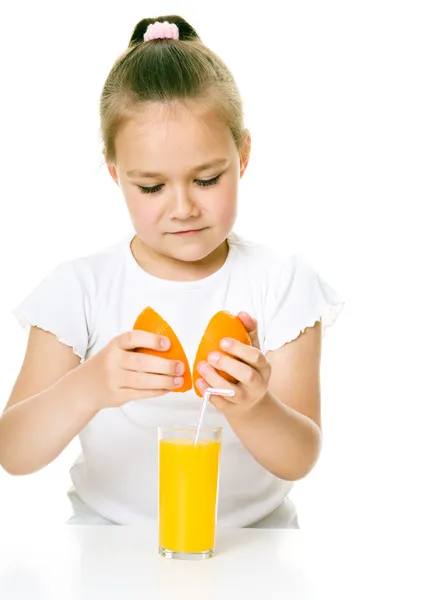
[0,0,426,565]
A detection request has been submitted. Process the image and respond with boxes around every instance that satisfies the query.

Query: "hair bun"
[129,15,200,47]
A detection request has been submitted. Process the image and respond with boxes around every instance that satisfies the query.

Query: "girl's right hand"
[76,330,185,411]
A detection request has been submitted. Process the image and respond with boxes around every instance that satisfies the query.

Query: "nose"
[169,187,200,220]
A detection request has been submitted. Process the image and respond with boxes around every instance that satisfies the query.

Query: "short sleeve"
[263,254,344,352]
[12,260,91,360]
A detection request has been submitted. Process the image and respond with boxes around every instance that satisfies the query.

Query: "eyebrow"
[125,158,229,178]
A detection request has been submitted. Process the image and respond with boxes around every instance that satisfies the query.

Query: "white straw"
[193,387,235,444]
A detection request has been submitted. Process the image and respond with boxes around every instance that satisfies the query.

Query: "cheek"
[124,188,162,230]
[211,176,238,219]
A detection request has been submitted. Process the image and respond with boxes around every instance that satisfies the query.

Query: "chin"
[165,237,225,263]
[167,244,212,263]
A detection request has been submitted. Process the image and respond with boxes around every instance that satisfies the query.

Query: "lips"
[171,227,206,234]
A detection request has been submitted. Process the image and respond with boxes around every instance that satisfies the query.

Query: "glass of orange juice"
[158,425,222,560]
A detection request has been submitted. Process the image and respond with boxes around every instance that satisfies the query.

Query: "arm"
[0,327,97,475]
[0,326,183,476]
[226,322,322,481]
[196,317,322,481]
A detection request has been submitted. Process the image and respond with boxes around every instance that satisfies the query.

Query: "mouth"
[170,227,207,236]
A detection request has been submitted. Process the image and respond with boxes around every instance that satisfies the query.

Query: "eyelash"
[137,174,222,195]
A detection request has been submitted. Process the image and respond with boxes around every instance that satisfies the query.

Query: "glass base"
[159,547,215,560]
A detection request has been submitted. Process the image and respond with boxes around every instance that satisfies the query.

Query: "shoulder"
[53,233,131,290]
[229,232,344,346]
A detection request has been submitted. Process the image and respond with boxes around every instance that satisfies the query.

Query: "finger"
[196,363,238,401]
[195,377,209,395]
[119,370,183,391]
[208,394,231,412]
[237,312,260,349]
[115,330,171,352]
[206,351,257,387]
[195,379,236,410]
[237,311,256,331]
[218,339,269,375]
[121,351,184,377]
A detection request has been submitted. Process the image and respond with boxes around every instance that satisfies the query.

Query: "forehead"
[115,100,236,169]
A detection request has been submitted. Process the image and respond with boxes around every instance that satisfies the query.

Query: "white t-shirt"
[13,230,344,527]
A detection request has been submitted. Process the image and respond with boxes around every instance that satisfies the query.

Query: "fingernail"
[198,361,208,373]
[220,338,231,349]
[175,362,185,375]
[160,337,170,349]
[208,352,220,364]
[174,376,184,386]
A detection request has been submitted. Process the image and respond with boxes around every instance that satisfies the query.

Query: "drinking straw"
[193,387,235,444]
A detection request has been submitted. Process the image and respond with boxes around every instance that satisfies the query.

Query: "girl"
[0,15,343,528]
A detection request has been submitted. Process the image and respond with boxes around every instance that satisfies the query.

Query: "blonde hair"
[100,15,245,163]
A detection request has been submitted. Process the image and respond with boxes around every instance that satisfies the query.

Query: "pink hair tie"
[143,21,179,42]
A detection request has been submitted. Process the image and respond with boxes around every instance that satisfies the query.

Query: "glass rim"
[158,425,222,434]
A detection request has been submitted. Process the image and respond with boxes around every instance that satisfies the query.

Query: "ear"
[105,151,120,186]
[239,129,251,178]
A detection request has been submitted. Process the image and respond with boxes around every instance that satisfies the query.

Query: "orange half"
[133,306,192,393]
[192,310,252,397]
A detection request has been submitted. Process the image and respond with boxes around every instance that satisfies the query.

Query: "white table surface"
[0,525,423,599]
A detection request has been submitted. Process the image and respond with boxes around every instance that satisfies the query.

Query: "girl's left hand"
[195,312,271,414]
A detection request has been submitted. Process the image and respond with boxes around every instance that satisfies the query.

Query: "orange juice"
[159,434,221,557]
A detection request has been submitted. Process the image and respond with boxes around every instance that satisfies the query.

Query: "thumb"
[237,311,260,349]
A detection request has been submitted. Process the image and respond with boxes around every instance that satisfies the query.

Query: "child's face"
[107,100,250,264]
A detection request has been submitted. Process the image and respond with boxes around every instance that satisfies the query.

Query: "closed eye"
[195,174,222,187]
[137,174,222,195]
